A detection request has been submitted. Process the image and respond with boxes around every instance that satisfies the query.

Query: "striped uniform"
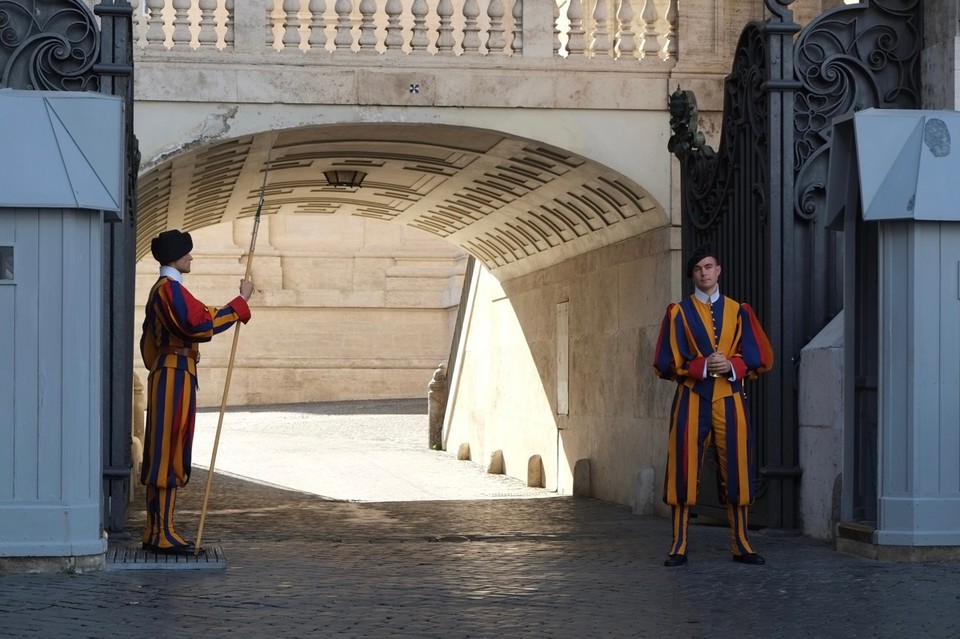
[140,275,251,550]
[652,293,773,556]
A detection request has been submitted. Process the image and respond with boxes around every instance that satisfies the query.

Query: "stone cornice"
[136,57,725,112]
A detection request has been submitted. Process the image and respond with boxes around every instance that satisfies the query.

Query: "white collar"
[694,287,720,304]
[159,265,183,283]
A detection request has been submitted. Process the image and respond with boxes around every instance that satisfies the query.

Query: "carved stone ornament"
[0,0,100,91]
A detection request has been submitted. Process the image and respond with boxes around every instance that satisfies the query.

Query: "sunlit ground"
[191,399,557,502]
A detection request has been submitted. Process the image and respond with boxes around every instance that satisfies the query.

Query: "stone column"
[920,0,960,109]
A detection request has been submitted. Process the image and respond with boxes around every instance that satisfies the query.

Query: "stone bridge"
[132,0,690,278]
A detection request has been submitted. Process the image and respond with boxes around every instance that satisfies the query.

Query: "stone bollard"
[573,459,591,497]
[131,374,146,496]
[633,467,655,515]
[427,363,447,450]
[527,454,544,488]
[457,442,471,461]
[488,449,505,475]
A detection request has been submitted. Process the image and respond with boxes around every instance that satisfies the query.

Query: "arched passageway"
[134,121,673,506]
[135,123,665,280]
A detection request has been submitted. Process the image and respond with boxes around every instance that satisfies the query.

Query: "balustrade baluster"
[171,0,192,49]
[308,0,328,51]
[358,0,377,51]
[384,0,404,53]
[554,2,561,55]
[640,0,661,59]
[198,0,218,48]
[592,0,612,57]
[283,0,302,52]
[224,0,235,48]
[436,0,455,55]
[511,0,522,55]
[411,0,429,53]
[566,0,586,57]
[266,3,276,49]
[665,0,678,60]
[486,0,506,55]
[462,0,481,54]
[334,0,355,51]
[133,0,148,48]
[615,0,637,59]
[144,0,166,49]
[130,0,673,64]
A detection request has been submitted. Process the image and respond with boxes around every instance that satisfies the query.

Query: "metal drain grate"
[105,545,227,571]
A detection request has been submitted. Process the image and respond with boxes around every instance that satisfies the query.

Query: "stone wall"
[798,313,844,541]
[443,225,678,508]
[921,0,960,109]
[134,214,467,408]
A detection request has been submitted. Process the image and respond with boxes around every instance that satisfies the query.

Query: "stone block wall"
[798,312,844,541]
[134,214,467,407]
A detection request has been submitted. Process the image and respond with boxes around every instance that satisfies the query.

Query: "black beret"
[151,229,193,265]
[686,243,719,278]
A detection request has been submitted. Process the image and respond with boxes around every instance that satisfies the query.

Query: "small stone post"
[427,363,447,449]
[131,374,146,499]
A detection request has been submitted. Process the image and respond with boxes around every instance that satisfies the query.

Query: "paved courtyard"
[1,400,959,638]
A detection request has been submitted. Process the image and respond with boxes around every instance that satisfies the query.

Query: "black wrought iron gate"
[669,0,921,528]
[0,0,138,537]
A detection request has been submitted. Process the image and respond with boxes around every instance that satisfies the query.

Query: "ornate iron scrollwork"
[668,23,769,233]
[793,0,921,222]
[0,0,100,91]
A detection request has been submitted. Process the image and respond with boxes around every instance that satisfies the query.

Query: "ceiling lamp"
[323,169,366,188]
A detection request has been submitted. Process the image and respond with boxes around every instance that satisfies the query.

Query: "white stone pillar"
[234,0,270,53]
[521,1,555,58]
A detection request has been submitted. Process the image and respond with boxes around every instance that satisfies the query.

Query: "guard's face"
[171,252,193,274]
[691,256,720,294]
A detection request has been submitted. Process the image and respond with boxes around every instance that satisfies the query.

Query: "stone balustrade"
[134,0,678,63]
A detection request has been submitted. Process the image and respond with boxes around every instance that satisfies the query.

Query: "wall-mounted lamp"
[323,170,367,188]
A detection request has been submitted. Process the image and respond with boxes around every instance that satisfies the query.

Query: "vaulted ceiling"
[136,123,666,281]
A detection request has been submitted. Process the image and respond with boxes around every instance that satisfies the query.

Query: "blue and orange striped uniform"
[653,292,773,557]
[139,275,251,550]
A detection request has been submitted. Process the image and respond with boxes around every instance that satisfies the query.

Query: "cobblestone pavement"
[2,400,959,638]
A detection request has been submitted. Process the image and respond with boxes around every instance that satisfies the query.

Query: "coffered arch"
[136,123,667,282]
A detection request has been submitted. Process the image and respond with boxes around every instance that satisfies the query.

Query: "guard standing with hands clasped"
[139,229,254,555]
[652,244,774,567]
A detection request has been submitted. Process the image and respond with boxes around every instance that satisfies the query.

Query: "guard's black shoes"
[732,553,765,565]
[663,554,688,567]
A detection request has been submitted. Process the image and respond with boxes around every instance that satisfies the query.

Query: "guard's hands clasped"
[240,278,255,301]
[707,351,731,378]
